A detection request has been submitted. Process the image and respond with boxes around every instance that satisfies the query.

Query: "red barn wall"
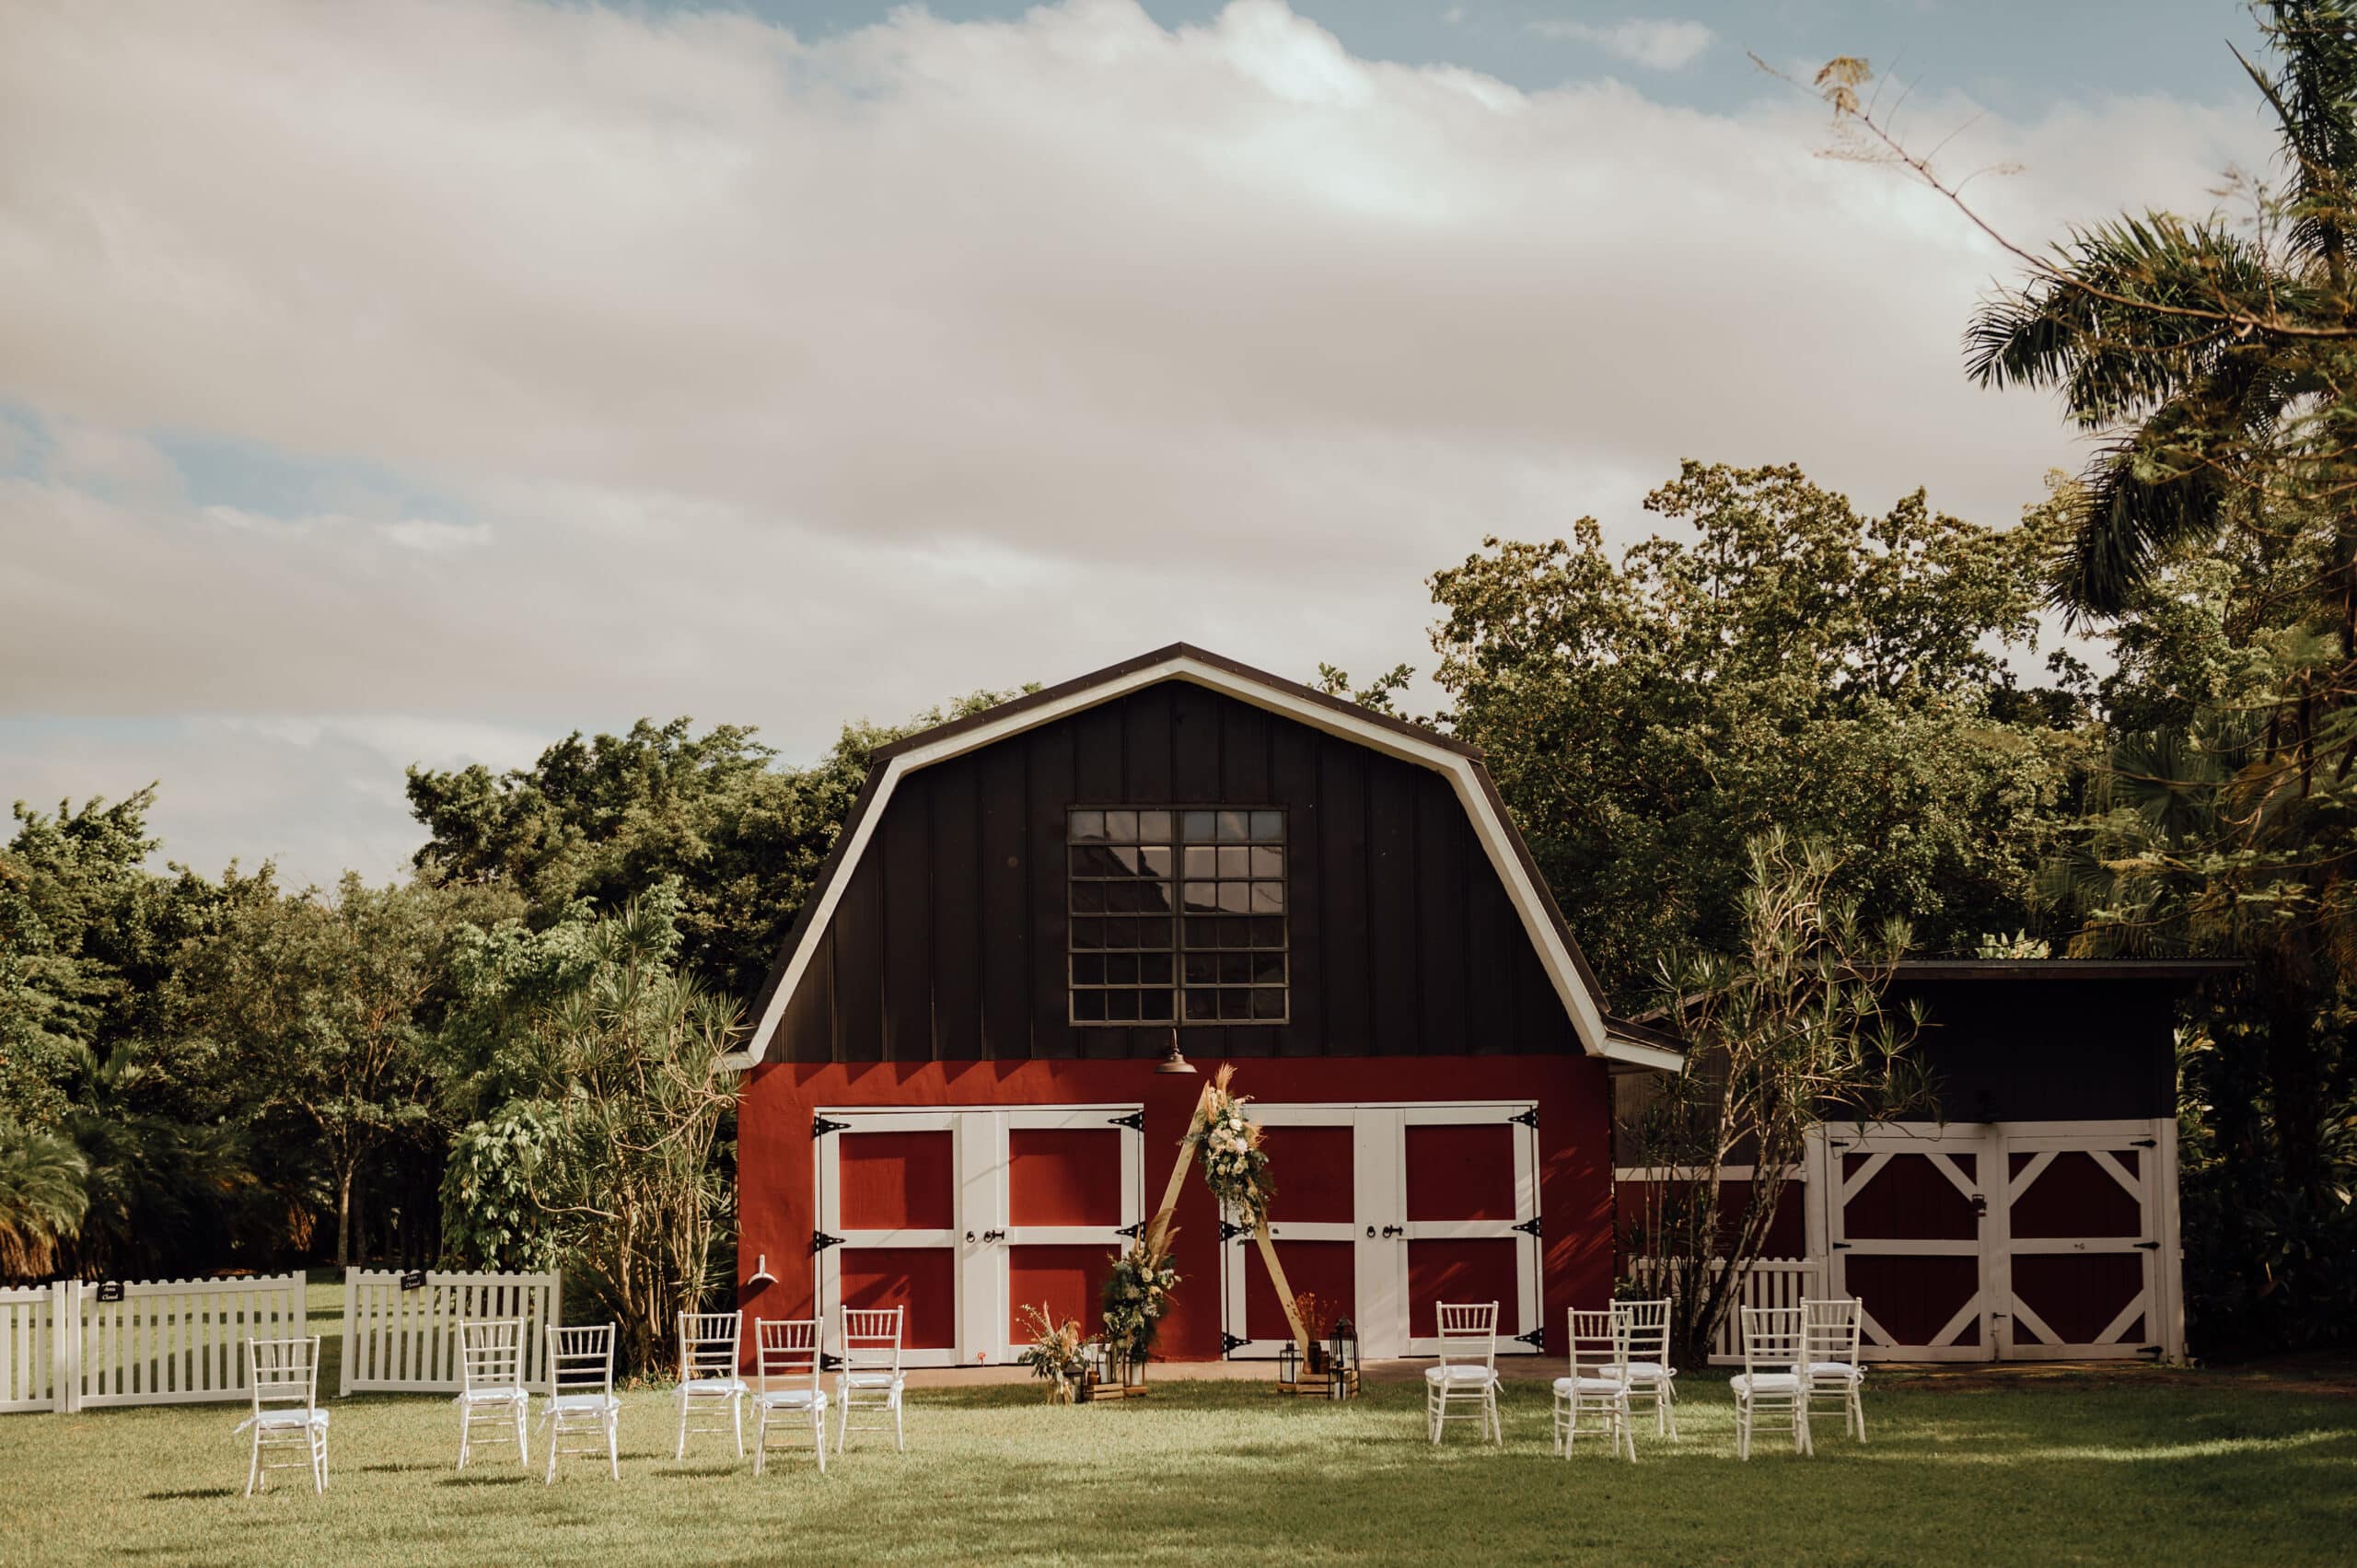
[738,1051,1615,1360]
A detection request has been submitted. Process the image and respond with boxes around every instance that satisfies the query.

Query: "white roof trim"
[728,653,1671,1071]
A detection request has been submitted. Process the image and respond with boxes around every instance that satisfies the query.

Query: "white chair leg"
[607,1414,621,1481]
[517,1399,531,1465]
[734,1395,745,1459]
[675,1393,688,1460]
[894,1393,905,1453]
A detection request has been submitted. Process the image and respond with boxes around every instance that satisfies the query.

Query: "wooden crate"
[1275,1370,1359,1399]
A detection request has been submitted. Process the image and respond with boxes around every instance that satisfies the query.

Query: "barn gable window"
[1067,807,1287,1025]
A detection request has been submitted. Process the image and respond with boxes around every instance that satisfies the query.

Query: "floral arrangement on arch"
[1192,1064,1275,1224]
[1016,1303,1088,1404]
[1100,1236,1181,1360]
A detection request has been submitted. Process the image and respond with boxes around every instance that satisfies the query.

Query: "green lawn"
[3,1333,2351,1568]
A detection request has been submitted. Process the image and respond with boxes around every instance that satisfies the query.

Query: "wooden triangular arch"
[1143,1078,1311,1357]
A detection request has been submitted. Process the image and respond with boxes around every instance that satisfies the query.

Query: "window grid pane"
[1070,805,1286,1027]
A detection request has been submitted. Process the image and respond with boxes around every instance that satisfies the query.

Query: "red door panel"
[839,1248,957,1349]
[1244,1241,1354,1340]
[1845,1254,1980,1346]
[1406,1124,1516,1222]
[2012,1256,2144,1346]
[1008,1244,1109,1337]
[840,1132,955,1230]
[2009,1153,2142,1238]
[1260,1126,1353,1223]
[1842,1154,1977,1240]
[1008,1131,1124,1226]
[1407,1239,1518,1341]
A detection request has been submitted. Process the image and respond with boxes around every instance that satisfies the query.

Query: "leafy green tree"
[1627,833,1927,1369]
[169,875,510,1265]
[437,887,738,1374]
[1427,460,2084,995]
[405,696,1028,1005]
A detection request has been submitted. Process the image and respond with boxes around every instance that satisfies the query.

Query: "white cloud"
[0,0,2271,885]
[1530,17,1715,70]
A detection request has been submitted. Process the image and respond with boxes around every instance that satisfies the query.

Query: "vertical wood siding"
[776,680,1580,1063]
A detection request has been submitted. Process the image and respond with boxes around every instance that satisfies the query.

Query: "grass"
[5,1330,2352,1568]
[3,1280,2350,1564]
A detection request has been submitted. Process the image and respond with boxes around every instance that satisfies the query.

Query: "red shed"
[726,645,1680,1365]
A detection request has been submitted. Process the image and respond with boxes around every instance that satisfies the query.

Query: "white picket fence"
[339,1269,560,1396]
[1,1274,308,1412]
[1,1285,64,1412]
[1626,1256,1826,1365]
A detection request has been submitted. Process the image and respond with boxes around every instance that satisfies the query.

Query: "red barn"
[726,645,1680,1365]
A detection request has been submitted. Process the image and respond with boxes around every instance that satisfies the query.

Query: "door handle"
[1381,1225,1405,1239]
[981,1228,1006,1244]
[1365,1225,1376,1239]
[965,1230,976,1243]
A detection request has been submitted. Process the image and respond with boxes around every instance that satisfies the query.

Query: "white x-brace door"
[1827,1129,1992,1362]
[1996,1124,2166,1360]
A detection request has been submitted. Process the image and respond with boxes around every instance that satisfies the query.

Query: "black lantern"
[1277,1335,1299,1387]
[1327,1318,1359,1400]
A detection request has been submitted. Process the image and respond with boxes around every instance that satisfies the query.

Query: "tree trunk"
[334,1163,354,1268]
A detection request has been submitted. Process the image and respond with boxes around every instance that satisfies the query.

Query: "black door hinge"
[819,1352,843,1371]
[1220,1332,1248,1354]
[1513,1216,1542,1237]
[813,1115,851,1137]
[1219,1220,1249,1243]
[2131,1138,2157,1148]
[1116,1221,1144,1238]
[1109,1110,1145,1131]
[1828,1138,1852,1148]
[2135,1241,2161,1250]
[1514,1329,1547,1349]
[810,1230,843,1253]
[1830,1241,1852,1250]
[1509,1108,1540,1129]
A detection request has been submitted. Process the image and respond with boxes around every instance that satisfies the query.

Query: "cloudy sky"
[0,0,2276,888]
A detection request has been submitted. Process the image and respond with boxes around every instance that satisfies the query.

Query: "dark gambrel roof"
[726,643,1682,1072]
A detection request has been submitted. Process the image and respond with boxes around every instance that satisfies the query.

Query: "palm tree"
[1964,1,2357,621]
[0,1122,88,1282]
[1966,2,2357,1207]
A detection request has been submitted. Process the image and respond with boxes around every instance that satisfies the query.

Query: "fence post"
[57,1279,80,1414]
[338,1268,356,1398]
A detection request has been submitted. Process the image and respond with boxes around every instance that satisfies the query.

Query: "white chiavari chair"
[1552,1308,1636,1461]
[1423,1301,1502,1446]
[1730,1305,1811,1459]
[752,1317,830,1476]
[834,1307,907,1454]
[237,1336,329,1495]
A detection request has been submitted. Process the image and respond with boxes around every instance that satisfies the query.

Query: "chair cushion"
[548,1392,620,1413]
[249,1407,330,1430]
[840,1371,903,1390]
[1423,1365,1497,1385]
[1552,1376,1629,1396]
[679,1376,747,1396]
[1805,1361,1864,1382]
[1621,1361,1676,1383]
[459,1385,529,1404]
[757,1388,825,1408]
[1730,1372,1802,1394]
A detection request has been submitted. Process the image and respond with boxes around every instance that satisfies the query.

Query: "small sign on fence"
[398,1270,426,1291]
[93,1282,124,1304]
